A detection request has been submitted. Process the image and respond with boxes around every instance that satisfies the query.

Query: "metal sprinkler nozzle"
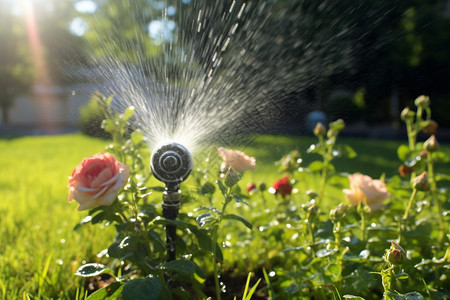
[150,142,193,261]
[151,142,193,191]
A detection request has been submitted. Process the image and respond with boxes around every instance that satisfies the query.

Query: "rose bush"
[68,152,130,211]
[217,147,256,173]
[343,173,390,212]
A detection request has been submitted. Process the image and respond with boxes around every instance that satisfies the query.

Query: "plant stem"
[360,204,366,245]
[427,152,446,242]
[399,188,418,244]
[403,189,417,220]
[318,136,332,202]
[333,221,341,249]
[211,187,232,300]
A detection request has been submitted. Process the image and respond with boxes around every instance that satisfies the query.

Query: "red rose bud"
[247,182,257,195]
[412,172,430,191]
[387,241,406,265]
[398,164,413,178]
[422,120,438,135]
[424,135,439,152]
[273,175,293,199]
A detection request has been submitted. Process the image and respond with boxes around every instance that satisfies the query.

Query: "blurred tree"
[82,0,161,66]
[0,1,33,124]
[0,0,87,124]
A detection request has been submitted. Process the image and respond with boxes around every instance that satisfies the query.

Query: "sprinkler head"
[151,142,193,190]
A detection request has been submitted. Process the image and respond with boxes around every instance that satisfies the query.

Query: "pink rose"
[343,173,390,212]
[68,153,130,211]
[217,147,256,173]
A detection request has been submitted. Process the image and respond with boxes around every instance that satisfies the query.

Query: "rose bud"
[422,120,438,135]
[201,181,216,195]
[400,107,415,121]
[313,122,326,137]
[307,203,318,216]
[259,181,267,192]
[306,190,318,200]
[225,167,241,187]
[247,182,257,195]
[417,150,428,160]
[412,172,430,191]
[386,241,406,265]
[424,135,439,152]
[398,164,413,178]
[414,95,430,108]
[330,203,348,222]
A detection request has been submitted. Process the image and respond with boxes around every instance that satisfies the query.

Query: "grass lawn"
[0,133,448,299]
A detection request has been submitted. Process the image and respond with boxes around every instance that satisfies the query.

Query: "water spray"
[150,142,193,261]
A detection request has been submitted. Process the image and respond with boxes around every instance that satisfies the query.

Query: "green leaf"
[196,212,217,228]
[123,106,135,121]
[232,195,249,206]
[86,282,123,300]
[217,180,228,197]
[162,259,198,275]
[435,173,450,182]
[343,295,365,300]
[308,160,324,172]
[394,271,409,280]
[101,119,116,134]
[75,263,114,277]
[122,277,162,300]
[338,144,357,158]
[397,144,411,161]
[223,214,252,230]
[384,291,424,300]
[131,130,144,145]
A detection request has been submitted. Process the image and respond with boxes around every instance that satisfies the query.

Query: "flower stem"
[427,152,446,242]
[318,136,332,202]
[359,204,366,245]
[211,187,232,300]
[403,188,418,220]
[399,188,418,244]
[333,221,341,249]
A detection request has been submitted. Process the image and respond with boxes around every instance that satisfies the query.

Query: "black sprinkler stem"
[162,185,181,261]
[150,142,193,262]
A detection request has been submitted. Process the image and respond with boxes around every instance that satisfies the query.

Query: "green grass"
[0,133,448,299]
[0,134,113,299]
